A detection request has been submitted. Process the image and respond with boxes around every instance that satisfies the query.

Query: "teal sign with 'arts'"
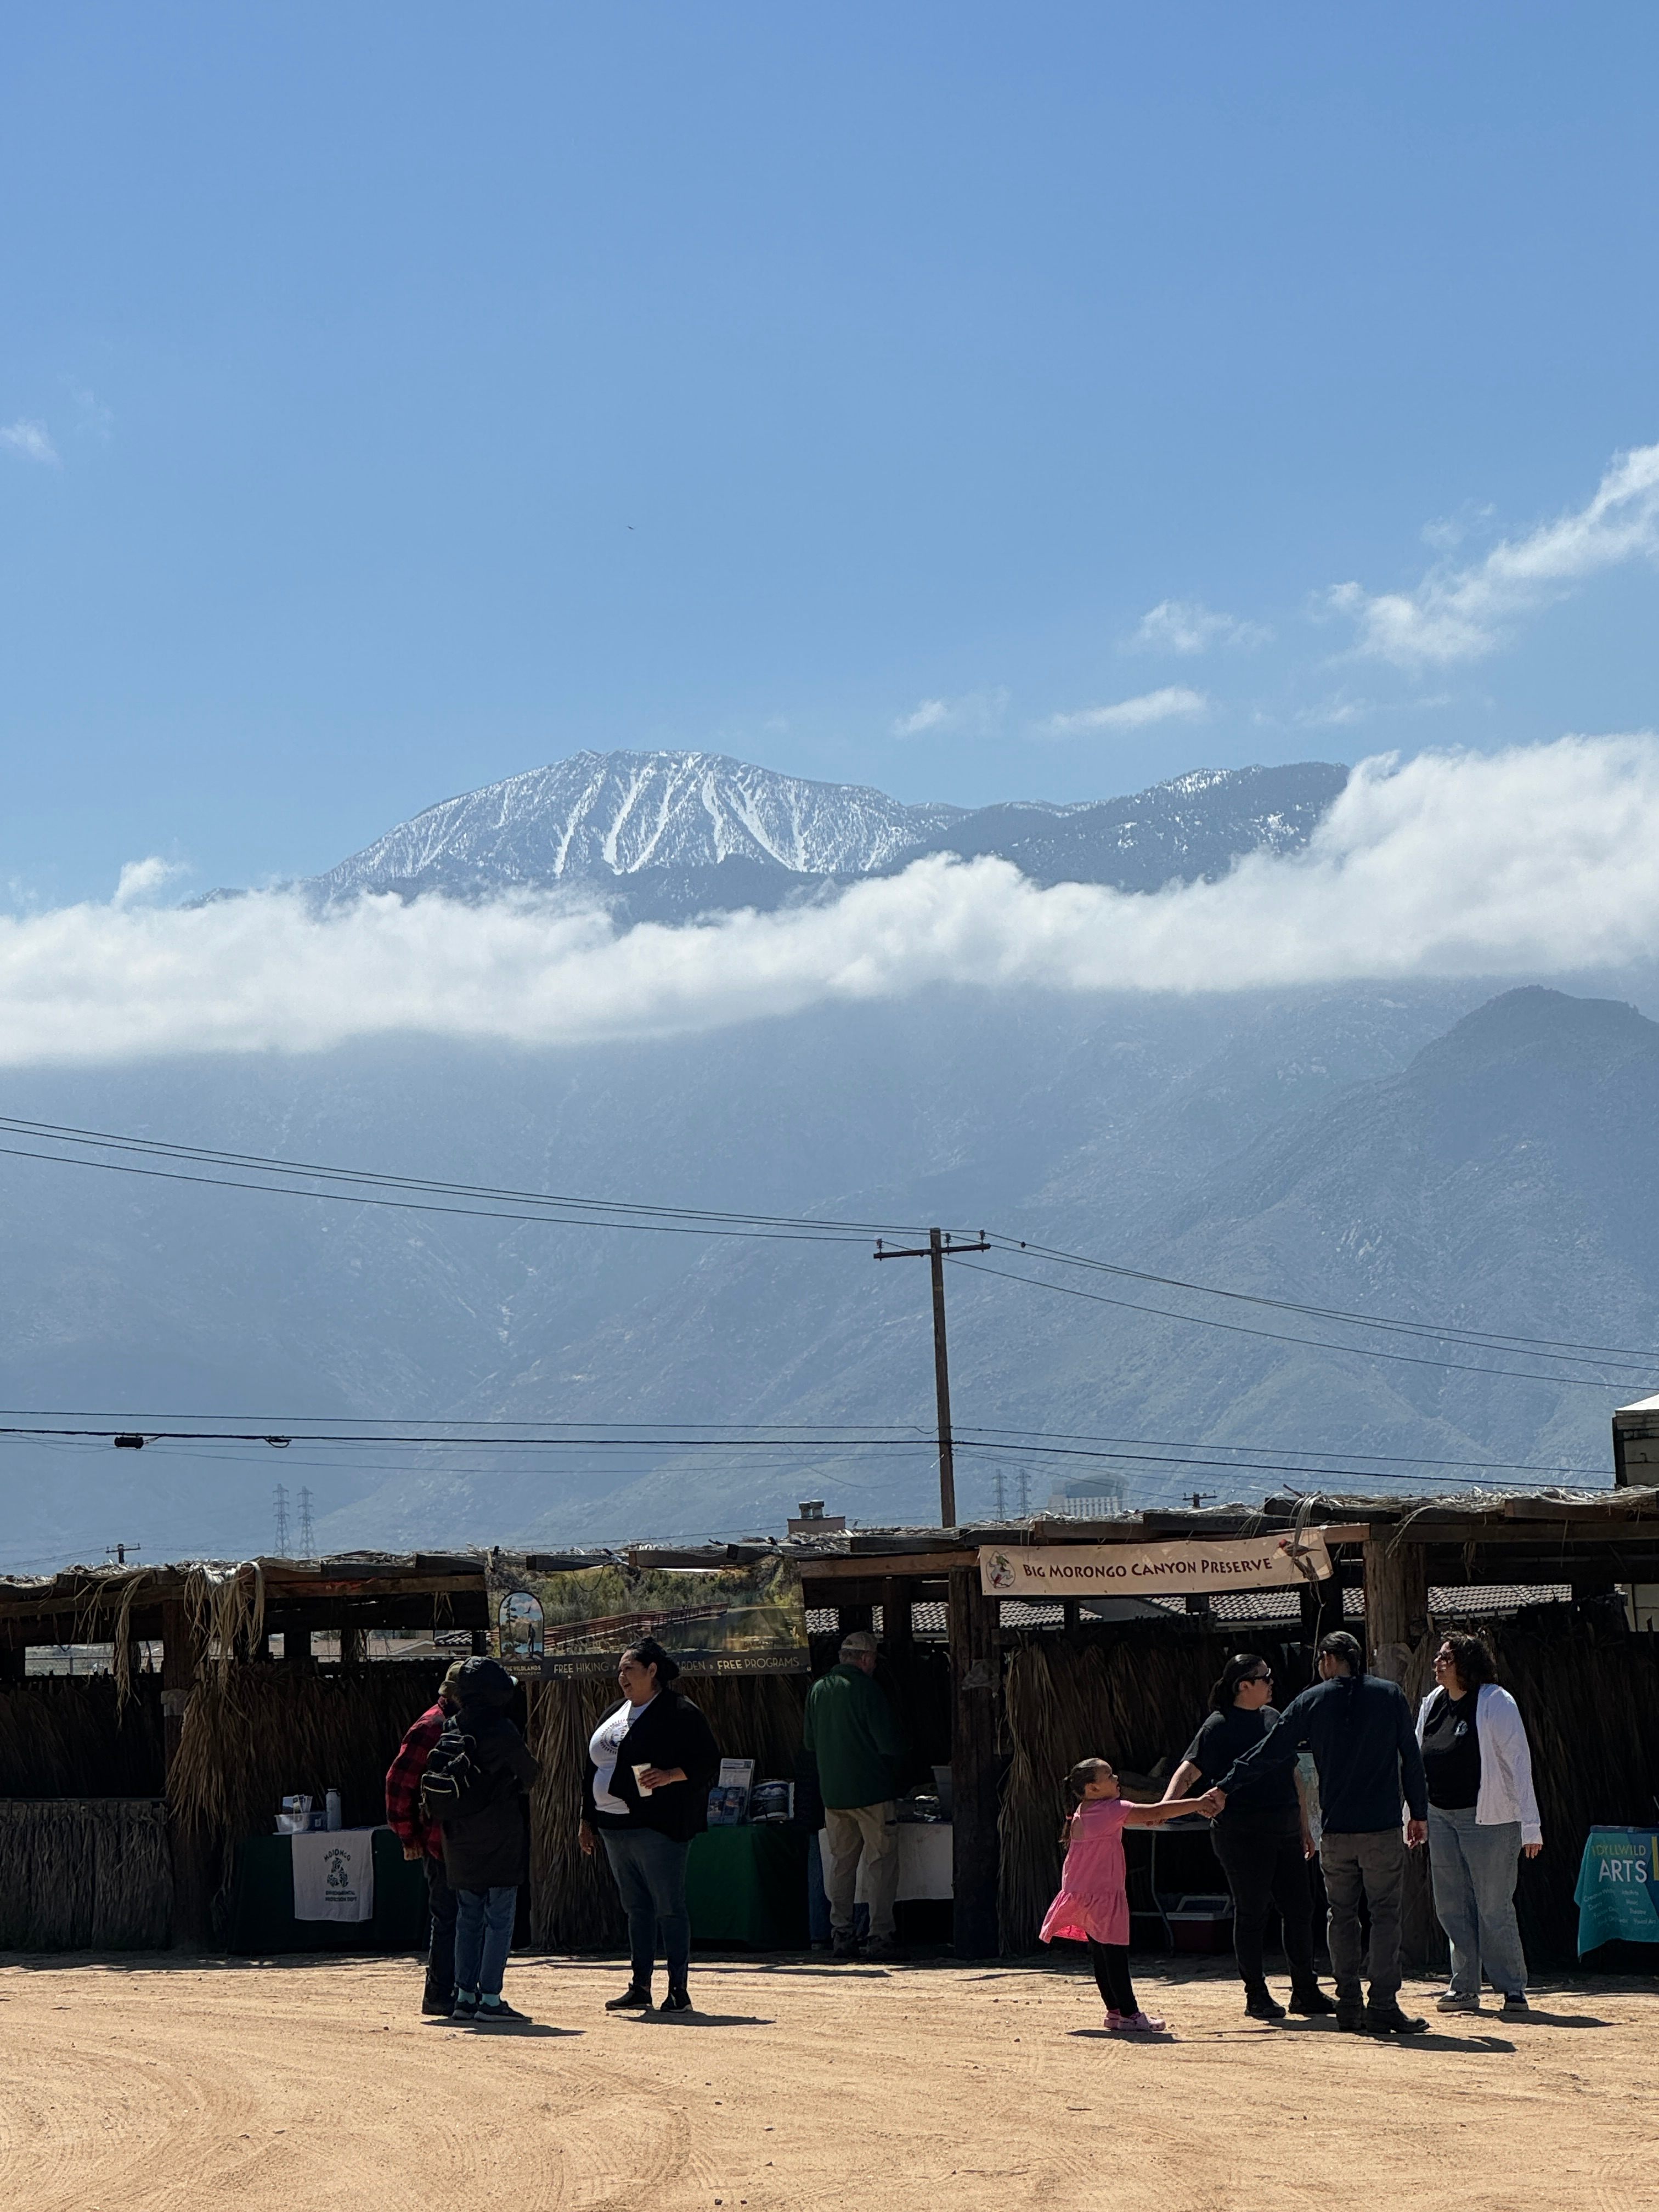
[1575,1827,1659,1954]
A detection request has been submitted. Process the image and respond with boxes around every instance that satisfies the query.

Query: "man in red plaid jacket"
[386,1660,467,2015]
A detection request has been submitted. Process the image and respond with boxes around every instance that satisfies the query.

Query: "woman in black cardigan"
[579,1637,720,2014]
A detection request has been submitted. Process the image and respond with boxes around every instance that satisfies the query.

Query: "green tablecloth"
[1575,1826,1659,1954]
[227,1827,430,1955]
[685,1823,809,1948]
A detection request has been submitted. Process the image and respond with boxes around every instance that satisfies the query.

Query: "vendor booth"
[2,1485,1658,1970]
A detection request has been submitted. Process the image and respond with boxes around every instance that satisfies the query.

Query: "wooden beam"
[1363,1538,1429,1684]
[798,1548,978,1582]
[947,1566,1001,1959]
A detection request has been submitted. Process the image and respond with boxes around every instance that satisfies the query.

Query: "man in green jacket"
[804,1630,906,1960]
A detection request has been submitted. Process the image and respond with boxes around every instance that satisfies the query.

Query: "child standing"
[1041,1756,1206,2033]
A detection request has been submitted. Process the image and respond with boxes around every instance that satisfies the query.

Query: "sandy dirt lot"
[1,1951,1654,2212]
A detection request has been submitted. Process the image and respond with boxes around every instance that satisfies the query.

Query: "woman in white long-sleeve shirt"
[1415,1633,1543,2018]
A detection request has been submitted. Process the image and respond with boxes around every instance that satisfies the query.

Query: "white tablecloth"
[819,1820,953,1902]
[290,1827,376,1922]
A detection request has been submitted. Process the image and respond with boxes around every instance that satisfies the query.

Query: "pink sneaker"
[1109,2010,1166,2034]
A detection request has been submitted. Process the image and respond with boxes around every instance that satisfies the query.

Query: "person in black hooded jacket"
[437,1656,540,2024]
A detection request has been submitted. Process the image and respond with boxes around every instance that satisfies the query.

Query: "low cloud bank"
[7,736,1659,1065]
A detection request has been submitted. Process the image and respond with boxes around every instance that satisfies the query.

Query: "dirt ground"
[2,1950,1655,2212]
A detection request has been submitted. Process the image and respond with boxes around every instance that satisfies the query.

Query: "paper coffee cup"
[631,1764,654,1797]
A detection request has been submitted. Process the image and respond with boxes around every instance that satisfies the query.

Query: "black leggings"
[1087,1939,1139,2016]
[1210,1822,1317,1990]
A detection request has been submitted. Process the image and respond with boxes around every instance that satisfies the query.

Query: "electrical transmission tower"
[992,1466,1007,1521]
[273,1483,291,1557]
[1014,1466,1030,1520]
[297,1487,315,1561]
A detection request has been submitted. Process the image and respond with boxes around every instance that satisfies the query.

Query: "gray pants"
[823,1802,900,1939]
[1428,1805,1527,1998]
[1321,1827,1406,2005]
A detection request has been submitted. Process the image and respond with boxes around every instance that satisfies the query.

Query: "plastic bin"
[1165,1892,1233,1954]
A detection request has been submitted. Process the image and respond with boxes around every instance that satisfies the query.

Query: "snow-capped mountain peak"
[312,751,964,902]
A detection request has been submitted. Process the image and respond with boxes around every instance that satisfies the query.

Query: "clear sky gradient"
[3,4,1656,904]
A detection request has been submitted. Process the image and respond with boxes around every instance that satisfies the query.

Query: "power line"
[947,1255,1655,1391]
[0,1115,924,1243]
[5,1107,1653,1395]
[984,1232,1659,1367]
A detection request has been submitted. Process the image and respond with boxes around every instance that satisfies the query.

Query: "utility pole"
[874,1227,990,1527]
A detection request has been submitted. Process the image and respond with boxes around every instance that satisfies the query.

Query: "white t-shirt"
[589,1696,656,1815]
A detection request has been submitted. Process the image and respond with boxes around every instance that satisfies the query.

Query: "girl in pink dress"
[1041,1756,1207,2033]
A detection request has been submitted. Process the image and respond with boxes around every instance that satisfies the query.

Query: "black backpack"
[419,1714,483,1825]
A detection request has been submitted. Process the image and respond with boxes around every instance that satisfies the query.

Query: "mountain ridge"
[302,750,1350,922]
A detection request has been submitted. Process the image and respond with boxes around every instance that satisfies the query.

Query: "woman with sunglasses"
[1415,1633,1542,2018]
[1161,1652,1331,2021]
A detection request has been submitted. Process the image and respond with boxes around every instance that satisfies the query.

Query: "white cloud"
[1330,441,1659,666]
[1039,687,1208,737]
[114,857,189,905]
[1128,600,1271,654]
[7,736,1659,1064]
[891,688,1009,739]
[0,419,59,466]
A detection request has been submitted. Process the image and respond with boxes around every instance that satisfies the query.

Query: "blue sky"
[3,4,1656,904]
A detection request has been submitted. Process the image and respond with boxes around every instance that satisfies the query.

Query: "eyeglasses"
[1242,1672,1273,1684]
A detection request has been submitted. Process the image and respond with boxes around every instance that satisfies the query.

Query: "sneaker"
[450,1993,479,2023]
[1245,1987,1286,2021]
[831,1933,859,1960]
[1288,1986,1336,2016]
[1436,1991,1481,2013]
[1364,2002,1427,2035]
[605,1983,654,2011]
[422,1989,456,2017]
[659,1985,693,2015]
[474,1997,530,2026]
[1109,2010,1166,2035]
[1499,1993,1530,2019]
[862,1934,901,1962]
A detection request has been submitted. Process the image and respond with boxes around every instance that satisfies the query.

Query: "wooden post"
[881,1580,913,1655]
[1363,1538,1428,1684]
[284,1624,313,1663]
[162,1598,210,1945]
[1061,1599,1080,1634]
[160,1601,200,1775]
[338,1624,362,1669]
[837,1602,873,1640]
[948,1566,1001,1959]
[0,1639,25,1683]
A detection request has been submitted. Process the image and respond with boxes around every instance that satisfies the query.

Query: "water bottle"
[325,1788,342,1831]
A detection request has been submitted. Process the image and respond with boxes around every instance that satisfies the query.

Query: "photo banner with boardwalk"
[489,1553,809,1678]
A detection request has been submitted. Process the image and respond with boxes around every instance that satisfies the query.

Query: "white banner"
[979,1530,1333,1599]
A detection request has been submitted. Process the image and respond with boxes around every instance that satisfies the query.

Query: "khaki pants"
[823,1802,900,1939]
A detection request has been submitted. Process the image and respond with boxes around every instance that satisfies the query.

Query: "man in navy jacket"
[1204,1631,1430,2035]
